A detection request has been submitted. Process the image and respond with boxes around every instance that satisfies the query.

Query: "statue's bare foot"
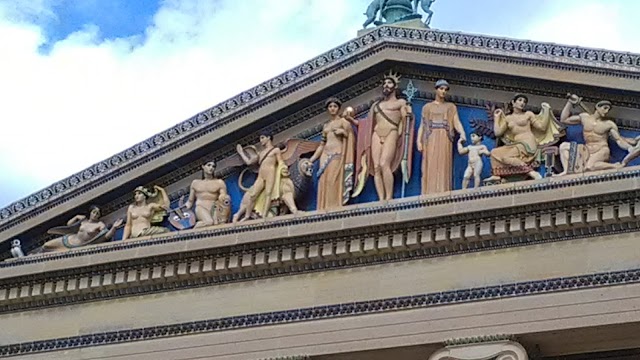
[484,175,502,182]
[614,162,625,169]
[528,171,542,180]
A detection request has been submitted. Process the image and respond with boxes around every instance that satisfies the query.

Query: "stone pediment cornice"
[3,26,640,238]
[0,167,639,316]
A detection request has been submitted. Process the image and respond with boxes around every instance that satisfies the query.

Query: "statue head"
[298,158,313,177]
[595,100,612,118]
[11,239,21,248]
[88,205,101,221]
[134,186,156,203]
[201,160,216,178]
[259,131,273,146]
[383,70,400,96]
[470,132,483,144]
[325,97,342,116]
[280,165,290,178]
[434,79,450,98]
[507,93,529,114]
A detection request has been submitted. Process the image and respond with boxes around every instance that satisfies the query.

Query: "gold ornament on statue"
[384,70,401,85]
[343,106,355,118]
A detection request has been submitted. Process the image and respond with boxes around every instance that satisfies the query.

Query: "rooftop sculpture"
[363,0,435,28]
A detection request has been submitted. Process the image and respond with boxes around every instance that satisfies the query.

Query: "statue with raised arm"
[122,186,170,240]
[233,132,285,222]
[413,0,436,27]
[309,98,356,210]
[485,94,564,182]
[232,135,318,221]
[353,71,414,201]
[556,94,635,175]
[31,206,122,253]
[417,79,466,194]
[183,160,231,228]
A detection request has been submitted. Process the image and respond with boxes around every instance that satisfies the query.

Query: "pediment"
[3,26,640,258]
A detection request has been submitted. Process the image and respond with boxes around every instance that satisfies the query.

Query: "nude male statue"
[233,132,285,222]
[556,94,634,176]
[354,71,413,201]
[184,160,230,228]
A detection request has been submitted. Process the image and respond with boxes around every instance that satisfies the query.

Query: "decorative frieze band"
[1,265,639,358]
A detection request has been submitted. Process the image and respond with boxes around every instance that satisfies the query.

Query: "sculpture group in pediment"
[14,70,640,258]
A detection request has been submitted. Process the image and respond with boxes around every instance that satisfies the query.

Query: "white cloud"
[1,0,639,207]
[0,0,365,206]
[521,0,640,53]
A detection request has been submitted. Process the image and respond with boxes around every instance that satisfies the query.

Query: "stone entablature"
[3,26,640,240]
[1,167,639,314]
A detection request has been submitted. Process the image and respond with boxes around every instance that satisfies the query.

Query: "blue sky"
[1,0,640,207]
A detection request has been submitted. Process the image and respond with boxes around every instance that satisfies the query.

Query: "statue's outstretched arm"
[493,109,507,138]
[609,123,633,151]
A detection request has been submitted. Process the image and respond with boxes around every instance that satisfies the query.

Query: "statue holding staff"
[353,71,414,201]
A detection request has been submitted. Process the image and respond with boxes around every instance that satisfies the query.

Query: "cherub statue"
[231,134,319,222]
[485,94,564,182]
[122,186,170,240]
[458,133,490,189]
[183,159,231,228]
[31,205,122,253]
[556,94,635,175]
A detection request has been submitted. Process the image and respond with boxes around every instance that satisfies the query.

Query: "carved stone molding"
[429,339,528,360]
[2,266,638,357]
[0,175,639,314]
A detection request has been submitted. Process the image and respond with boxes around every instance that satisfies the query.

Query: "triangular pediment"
[3,26,640,257]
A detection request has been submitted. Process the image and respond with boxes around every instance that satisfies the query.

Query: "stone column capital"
[428,339,528,360]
